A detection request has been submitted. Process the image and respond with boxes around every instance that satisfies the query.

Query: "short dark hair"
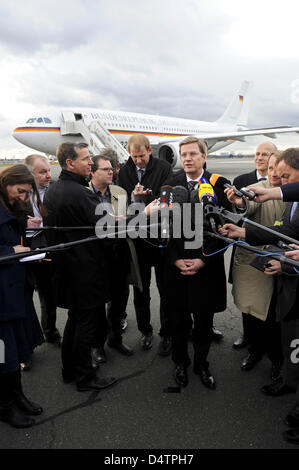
[91,155,111,173]
[0,164,46,217]
[277,148,299,170]
[179,136,207,155]
[97,147,119,170]
[56,142,88,169]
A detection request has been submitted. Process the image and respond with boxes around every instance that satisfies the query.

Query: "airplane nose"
[12,127,27,145]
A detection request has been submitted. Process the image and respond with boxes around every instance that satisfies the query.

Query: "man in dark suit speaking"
[164,136,231,390]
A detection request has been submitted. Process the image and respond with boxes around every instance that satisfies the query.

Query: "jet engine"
[157,142,182,170]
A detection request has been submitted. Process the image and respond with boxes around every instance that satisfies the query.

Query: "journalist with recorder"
[219,147,299,445]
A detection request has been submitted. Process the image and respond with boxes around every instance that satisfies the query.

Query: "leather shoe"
[108,340,134,356]
[194,368,216,390]
[270,361,283,382]
[174,365,188,387]
[261,382,296,396]
[233,336,249,349]
[91,347,106,365]
[13,390,43,416]
[158,337,172,356]
[282,428,299,445]
[212,327,224,341]
[0,400,35,428]
[241,353,262,371]
[285,404,299,427]
[77,375,117,392]
[140,332,153,350]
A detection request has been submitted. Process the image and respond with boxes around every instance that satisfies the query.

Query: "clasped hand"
[174,258,205,275]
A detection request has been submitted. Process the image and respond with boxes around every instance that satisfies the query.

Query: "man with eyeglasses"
[89,154,134,363]
[230,141,278,359]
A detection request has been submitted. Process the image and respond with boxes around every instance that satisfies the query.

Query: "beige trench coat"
[88,182,143,291]
[232,180,286,321]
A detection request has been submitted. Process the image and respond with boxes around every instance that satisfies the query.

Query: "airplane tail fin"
[216,81,252,127]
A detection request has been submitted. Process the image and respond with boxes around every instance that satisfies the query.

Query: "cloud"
[1,0,299,158]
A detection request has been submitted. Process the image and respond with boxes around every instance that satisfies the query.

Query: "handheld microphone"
[209,173,232,190]
[172,185,189,204]
[159,185,173,238]
[159,185,173,208]
[198,183,217,206]
[197,183,218,232]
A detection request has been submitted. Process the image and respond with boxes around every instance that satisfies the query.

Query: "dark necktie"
[188,180,197,192]
[137,168,144,182]
[259,177,267,181]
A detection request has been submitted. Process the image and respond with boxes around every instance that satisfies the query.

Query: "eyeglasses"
[255,152,271,158]
[97,167,113,172]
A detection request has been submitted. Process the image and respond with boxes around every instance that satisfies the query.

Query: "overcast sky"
[1,0,299,157]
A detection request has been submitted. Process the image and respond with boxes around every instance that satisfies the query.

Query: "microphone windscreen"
[209,173,231,189]
[198,183,216,203]
[159,185,173,208]
[173,185,189,204]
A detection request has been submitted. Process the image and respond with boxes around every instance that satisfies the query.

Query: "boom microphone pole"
[204,205,299,246]
[205,230,299,269]
[0,223,161,264]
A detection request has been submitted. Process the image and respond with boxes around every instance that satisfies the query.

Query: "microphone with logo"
[196,182,219,232]
[209,173,232,191]
[159,185,173,238]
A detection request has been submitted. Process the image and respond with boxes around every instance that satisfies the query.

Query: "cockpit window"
[25,117,52,124]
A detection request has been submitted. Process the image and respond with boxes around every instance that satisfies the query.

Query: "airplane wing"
[157,125,299,147]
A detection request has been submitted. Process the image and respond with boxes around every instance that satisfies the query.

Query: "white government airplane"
[12,81,299,169]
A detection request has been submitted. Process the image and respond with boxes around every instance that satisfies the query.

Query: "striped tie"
[188,180,197,192]
[137,168,144,182]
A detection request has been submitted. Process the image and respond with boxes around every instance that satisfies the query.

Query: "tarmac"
[1,159,298,451]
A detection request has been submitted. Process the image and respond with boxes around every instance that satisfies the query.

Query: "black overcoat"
[0,201,44,373]
[163,170,230,314]
[117,155,172,204]
[44,170,111,310]
[233,169,258,189]
[117,155,172,264]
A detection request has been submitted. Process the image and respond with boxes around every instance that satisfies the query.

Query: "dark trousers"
[244,293,283,363]
[133,256,170,338]
[171,309,214,371]
[0,369,21,404]
[106,279,130,343]
[246,315,283,363]
[93,276,130,348]
[32,262,57,335]
[62,307,105,385]
[281,318,299,388]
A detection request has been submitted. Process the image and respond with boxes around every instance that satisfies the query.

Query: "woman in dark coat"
[0,165,44,428]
